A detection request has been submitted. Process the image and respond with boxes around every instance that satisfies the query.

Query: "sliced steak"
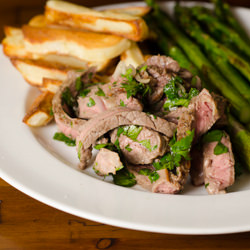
[52,70,89,139]
[77,83,143,119]
[146,55,180,104]
[203,132,235,194]
[127,165,181,194]
[164,89,221,139]
[191,89,220,139]
[76,107,176,169]
[110,127,168,165]
[93,148,123,176]
[190,146,204,186]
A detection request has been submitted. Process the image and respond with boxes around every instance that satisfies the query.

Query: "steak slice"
[76,107,176,169]
[93,148,123,176]
[110,127,168,165]
[77,83,143,119]
[52,70,89,139]
[203,132,235,194]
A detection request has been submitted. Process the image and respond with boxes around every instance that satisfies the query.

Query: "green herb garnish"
[122,125,143,140]
[139,139,152,151]
[113,168,136,187]
[205,183,209,188]
[94,143,117,151]
[53,132,76,146]
[120,99,126,107]
[62,87,74,108]
[153,129,195,172]
[79,88,90,98]
[202,130,229,155]
[163,76,199,110]
[87,97,96,107]
[95,87,105,97]
[121,68,151,98]
[214,141,229,155]
[125,144,132,152]
[138,168,160,183]
[75,76,82,91]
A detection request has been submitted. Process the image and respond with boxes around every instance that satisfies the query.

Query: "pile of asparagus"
[145,0,250,171]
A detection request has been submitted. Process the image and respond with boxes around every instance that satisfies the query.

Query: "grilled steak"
[76,107,176,169]
[93,148,123,176]
[110,127,168,165]
[52,70,90,139]
[203,132,235,194]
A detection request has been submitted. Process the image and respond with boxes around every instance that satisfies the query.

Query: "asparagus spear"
[212,0,250,44]
[174,5,250,103]
[190,6,250,60]
[227,113,250,171]
[145,0,250,123]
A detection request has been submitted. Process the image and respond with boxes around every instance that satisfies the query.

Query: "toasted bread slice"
[22,25,131,62]
[23,91,54,127]
[11,58,69,87]
[41,78,61,93]
[107,6,151,17]
[45,0,148,41]
[120,42,145,68]
[28,14,48,28]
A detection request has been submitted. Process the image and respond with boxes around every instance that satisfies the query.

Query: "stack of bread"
[2,0,150,126]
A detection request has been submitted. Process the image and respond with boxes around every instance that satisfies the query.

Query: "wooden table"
[1,0,250,249]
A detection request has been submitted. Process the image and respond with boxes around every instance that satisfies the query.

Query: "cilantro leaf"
[53,132,76,146]
[87,97,96,107]
[95,87,105,97]
[214,141,229,155]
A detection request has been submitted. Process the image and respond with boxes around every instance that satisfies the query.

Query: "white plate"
[1,1,250,235]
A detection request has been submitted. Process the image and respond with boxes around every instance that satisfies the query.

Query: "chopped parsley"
[95,87,105,97]
[112,167,136,187]
[139,168,160,183]
[139,139,152,152]
[53,132,76,146]
[87,97,96,107]
[94,143,117,152]
[77,141,83,159]
[139,64,147,72]
[75,76,83,91]
[79,88,90,98]
[153,129,195,173]
[122,125,143,141]
[49,107,54,116]
[121,68,151,98]
[120,99,126,107]
[214,141,229,155]
[125,144,132,152]
[163,76,199,110]
[202,130,229,155]
[62,87,74,108]
[205,183,209,188]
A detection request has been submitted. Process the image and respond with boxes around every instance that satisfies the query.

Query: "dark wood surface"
[1,0,250,249]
